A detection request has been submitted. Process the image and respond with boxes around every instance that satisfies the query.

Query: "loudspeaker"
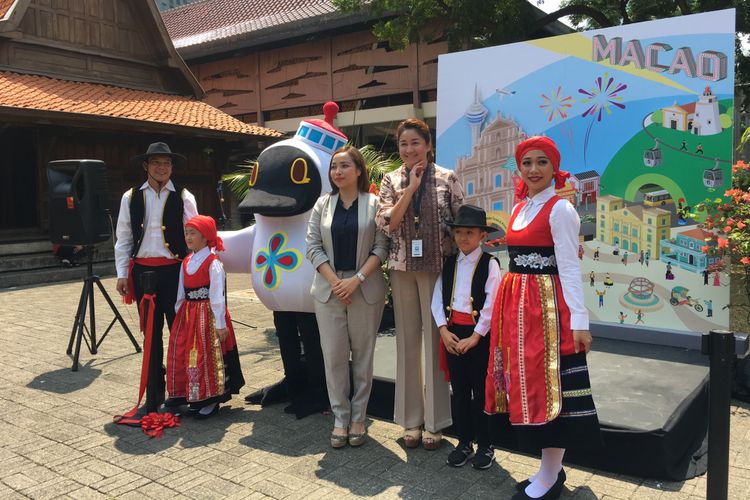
[47,159,111,246]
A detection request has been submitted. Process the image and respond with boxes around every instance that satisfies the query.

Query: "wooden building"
[162,0,570,147]
[0,0,280,242]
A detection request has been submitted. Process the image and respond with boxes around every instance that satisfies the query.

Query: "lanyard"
[409,163,430,235]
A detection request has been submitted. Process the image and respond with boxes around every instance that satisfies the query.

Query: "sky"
[531,0,750,55]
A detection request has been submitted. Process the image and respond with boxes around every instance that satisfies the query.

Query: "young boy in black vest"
[431,204,501,469]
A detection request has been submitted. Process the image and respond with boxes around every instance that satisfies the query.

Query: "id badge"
[411,239,423,257]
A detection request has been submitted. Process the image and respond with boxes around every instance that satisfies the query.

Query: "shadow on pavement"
[27,360,101,393]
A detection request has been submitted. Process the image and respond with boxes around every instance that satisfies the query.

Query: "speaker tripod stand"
[66,248,141,371]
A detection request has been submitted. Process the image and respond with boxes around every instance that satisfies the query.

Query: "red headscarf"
[185,215,224,252]
[513,135,570,201]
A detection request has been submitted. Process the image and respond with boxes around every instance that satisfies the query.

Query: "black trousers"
[133,261,180,412]
[273,311,328,414]
[446,323,490,447]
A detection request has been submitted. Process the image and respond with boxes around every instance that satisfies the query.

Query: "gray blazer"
[306,192,390,305]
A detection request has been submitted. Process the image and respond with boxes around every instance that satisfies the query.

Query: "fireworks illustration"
[540,86,574,122]
[578,73,627,122]
[578,73,627,165]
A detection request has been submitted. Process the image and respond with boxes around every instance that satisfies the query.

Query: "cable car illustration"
[643,138,662,167]
[703,159,724,188]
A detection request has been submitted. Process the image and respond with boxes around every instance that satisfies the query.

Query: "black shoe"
[163,397,187,408]
[446,442,474,467]
[515,468,566,492]
[471,446,495,470]
[193,403,219,420]
[513,468,566,499]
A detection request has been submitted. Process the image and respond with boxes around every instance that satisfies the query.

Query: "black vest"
[441,252,497,325]
[128,184,188,259]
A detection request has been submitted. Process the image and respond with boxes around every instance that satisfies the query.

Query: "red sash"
[123,257,179,305]
[113,290,179,437]
[439,311,475,382]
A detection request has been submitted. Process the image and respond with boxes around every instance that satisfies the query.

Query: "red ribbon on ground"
[141,412,180,438]
[113,292,180,437]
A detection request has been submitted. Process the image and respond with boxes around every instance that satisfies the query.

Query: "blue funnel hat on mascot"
[239,101,347,217]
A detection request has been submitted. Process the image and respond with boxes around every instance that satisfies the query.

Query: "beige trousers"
[390,270,452,433]
[314,270,385,429]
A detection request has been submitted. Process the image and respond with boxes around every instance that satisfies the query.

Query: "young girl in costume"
[485,136,601,499]
[166,215,245,418]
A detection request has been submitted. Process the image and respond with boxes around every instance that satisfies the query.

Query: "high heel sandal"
[402,427,421,448]
[422,430,442,450]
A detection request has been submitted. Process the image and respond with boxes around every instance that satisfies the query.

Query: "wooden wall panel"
[259,39,331,111]
[331,31,415,102]
[418,37,447,91]
[21,0,156,61]
[193,55,258,115]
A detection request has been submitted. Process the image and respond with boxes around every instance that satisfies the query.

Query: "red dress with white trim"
[485,196,600,450]
[167,253,243,404]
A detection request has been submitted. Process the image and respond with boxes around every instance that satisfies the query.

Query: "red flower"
[701,245,710,253]
[717,238,729,249]
[368,183,379,195]
[737,221,747,230]
[741,257,750,265]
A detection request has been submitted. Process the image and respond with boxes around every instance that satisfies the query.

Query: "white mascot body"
[219,102,347,417]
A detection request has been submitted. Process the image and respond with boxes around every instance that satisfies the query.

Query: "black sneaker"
[471,446,495,470]
[446,442,474,467]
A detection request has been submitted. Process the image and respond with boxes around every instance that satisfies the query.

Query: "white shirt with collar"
[114,180,198,278]
[431,246,501,336]
[174,246,227,329]
[511,185,589,330]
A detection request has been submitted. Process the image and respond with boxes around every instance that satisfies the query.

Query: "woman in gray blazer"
[306,146,390,448]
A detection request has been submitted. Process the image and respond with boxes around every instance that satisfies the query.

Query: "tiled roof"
[0,71,281,138]
[162,0,340,48]
[573,170,600,180]
[680,228,714,241]
[0,0,16,19]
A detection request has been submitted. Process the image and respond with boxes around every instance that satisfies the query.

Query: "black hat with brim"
[446,204,495,233]
[131,142,186,168]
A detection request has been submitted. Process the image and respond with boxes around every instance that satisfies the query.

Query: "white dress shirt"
[114,180,198,278]
[431,246,502,336]
[511,185,589,330]
[174,247,227,329]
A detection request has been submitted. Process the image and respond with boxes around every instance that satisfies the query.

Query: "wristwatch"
[355,271,366,282]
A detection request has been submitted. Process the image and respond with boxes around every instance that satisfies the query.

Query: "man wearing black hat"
[114,142,198,411]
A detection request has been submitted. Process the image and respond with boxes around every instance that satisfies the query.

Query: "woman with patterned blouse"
[376,118,464,450]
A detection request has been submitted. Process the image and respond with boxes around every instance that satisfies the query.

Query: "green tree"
[333,0,749,82]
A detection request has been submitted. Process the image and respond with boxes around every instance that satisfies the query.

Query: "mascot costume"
[219,102,348,418]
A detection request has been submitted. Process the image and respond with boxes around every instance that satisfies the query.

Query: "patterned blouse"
[376,163,464,272]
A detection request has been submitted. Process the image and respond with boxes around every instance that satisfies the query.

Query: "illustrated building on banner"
[597,195,671,260]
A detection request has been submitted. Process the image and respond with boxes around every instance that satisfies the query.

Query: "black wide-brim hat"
[130,142,186,168]
[446,204,495,233]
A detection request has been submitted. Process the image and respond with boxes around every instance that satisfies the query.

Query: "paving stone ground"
[2,273,749,499]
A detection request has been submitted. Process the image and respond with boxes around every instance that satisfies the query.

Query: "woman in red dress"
[485,137,601,499]
[167,215,245,418]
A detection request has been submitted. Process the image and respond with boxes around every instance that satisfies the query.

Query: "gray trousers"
[314,270,385,429]
[390,270,452,433]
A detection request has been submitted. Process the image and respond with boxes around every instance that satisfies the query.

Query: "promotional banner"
[437,9,735,333]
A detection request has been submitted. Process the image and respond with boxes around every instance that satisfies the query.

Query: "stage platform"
[367,335,708,481]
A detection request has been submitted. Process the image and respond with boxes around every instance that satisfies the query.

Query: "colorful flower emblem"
[254,232,301,290]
